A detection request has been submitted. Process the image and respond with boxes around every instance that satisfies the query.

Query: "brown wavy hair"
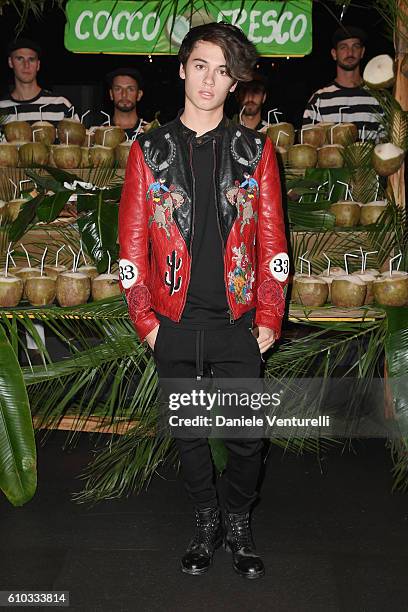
[178,22,258,82]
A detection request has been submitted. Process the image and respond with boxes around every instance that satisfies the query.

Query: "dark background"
[0,2,393,129]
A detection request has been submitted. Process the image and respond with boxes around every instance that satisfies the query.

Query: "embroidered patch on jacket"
[269,252,289,282]
[228,243,255,304]
[143,133,176,172]
[165,249,182,295]
[119,259,138,289]
[226,173,258,234]
[147,178,185,239]
[230,130,262,168]
[258,280,285,317]
[127,284,151,317]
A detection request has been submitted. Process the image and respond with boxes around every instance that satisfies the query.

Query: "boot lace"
[227,512,254,551]
[190,508,220,550]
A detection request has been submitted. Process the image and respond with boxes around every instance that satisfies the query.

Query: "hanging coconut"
[372,143,405,176]
[363,54,395,89]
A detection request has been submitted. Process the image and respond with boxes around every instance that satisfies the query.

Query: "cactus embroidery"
[165,250,182,295]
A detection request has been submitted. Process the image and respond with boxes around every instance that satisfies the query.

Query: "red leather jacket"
[119,115,288,342]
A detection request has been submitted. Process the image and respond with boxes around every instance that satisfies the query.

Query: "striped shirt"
[0,89,77,127]
[303,81,382,142]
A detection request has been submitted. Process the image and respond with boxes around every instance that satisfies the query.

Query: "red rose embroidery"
[257,280,285,317]
[127,285,151,318]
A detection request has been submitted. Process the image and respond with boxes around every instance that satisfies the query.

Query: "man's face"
[179,40,237,113]
[331,37,365,71]
[8,48,40,84]
[110,75,143,112]
[239,88,266,116]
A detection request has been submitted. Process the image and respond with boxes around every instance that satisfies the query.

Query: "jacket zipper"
[212,139,235,325]
[177,141,195,321]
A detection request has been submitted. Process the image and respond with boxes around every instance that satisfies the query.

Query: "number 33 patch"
[119,259,138,289]
[269,253,289,282]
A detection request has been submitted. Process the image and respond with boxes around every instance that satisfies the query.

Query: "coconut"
[352,273,377,305]
[4,121,32,143]
[317,144,344,168]
[319,122,335,144]
[0,276,23,307]
[288,144,317,168]
[0,200,6,217]
[43,264,67,280]
[77,265,99,279]
[80,147,91,168]
[91,273,121,301]
[319,268,346,301]
[31,121,56,145]
[94,126,126,148]
[293,274,328,307]
[266,123,295,148]
[56,271,90,307]
[372,143,405,176]
[330,123,358,146]
[300,125,326,148]
[52,144,81,169]
[275,146,288,165]
[25,276,56,306]
[14,267,42,299]
[360,201,387,225]
[373,272,408,306]
[57,118,86,146]
[331,275,367,308]
[18,142,49,166]
[115,141,132,168]
[89,145,114,168]
[0,143,19,167]
[329,201,361,227]
[85,129,95,147]
[363,54,395,89]
[6,198,28,222]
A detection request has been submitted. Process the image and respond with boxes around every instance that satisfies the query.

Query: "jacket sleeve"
[118,140,159,342]
[255,137,288,340]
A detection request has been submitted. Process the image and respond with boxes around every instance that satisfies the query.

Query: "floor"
[2,434,408,612]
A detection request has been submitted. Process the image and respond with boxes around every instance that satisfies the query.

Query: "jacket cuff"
[124,283,159,342]
[254,312,283,341]
[132,312,160,343]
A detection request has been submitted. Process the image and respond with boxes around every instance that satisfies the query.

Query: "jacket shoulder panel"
[138,119,179,173]
[225,124,266,173]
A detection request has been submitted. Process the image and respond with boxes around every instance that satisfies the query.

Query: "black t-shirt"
[178,135,230,328]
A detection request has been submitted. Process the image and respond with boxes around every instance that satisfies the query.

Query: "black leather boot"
[224,511,265,579]
[180,506,223,575]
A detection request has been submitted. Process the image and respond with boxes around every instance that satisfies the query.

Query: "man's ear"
[262,92,266,104]
[37,59,40,73]
[179,63,186,80]
[361,45,366,59]
[109,88,113,102]
[137,89,143,102]
[331,48,337,62]
[8,57,12,69]
[229,80,238,93]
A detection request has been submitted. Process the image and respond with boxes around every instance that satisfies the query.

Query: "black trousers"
[153,317,265,514]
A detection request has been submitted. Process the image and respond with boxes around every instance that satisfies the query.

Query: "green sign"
[65,0,312,56]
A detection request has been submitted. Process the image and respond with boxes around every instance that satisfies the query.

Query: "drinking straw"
[337,181,350,201]
[267,108,278,126]
[314,181,328,202]
[40,246,48,276]
[32,129,41,142]
[329,124,340,144]
[102,128,114,147]
[101,111,111,126]
[239,106,246,125]
[13,106,18,120]
[134,119,143,138]
[107,251,111,275]
[5,249,13,278]
[338,106,349,123]
[344,253,358,275]
[361,124,366,142]
[68,245,76,272]
[80,110,90,124]
[273,111,283,123]
[323,253,331,276]
[66,132,69,145]
[364,251,378,272]
[389,253,402,276]
[55,245,65,267]
[39,104,48,122]
[20,243,31,267]
[79,240,87,266]
[276,131,289,147]
[9,179,17,200]
[70,106,75,119]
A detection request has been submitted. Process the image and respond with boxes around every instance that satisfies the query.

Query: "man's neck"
[113,109,139,130]
[11,81,41,101]
[335,67,363,88]
[180,100,224,137]
[240,112,261,130]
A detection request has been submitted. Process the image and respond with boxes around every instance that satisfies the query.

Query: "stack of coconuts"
[0,247,121,308]
[0,115,133,170]
[329,199,388,227]
[292,254,408,309]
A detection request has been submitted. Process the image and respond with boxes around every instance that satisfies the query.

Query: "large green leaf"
[36,191,72,223]
[8,193,45,242]
[0,325,36,506]
[77,192,119,272]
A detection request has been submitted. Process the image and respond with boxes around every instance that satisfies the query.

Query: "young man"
[235,76,268,131]
[0,38,75,126]
[105,67,145,139]
[302,25,382,140]
[119,23,288,579]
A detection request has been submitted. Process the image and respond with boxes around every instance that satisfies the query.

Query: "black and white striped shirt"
[303,81,382,141]
[0,89,77,126]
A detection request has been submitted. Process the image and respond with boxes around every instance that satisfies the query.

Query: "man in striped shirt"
[303,26,382,141]
[0,38,76,131]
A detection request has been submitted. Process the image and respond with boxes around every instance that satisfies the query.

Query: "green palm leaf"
[0,324,36,506]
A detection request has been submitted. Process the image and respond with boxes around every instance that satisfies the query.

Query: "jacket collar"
[175,109,229,144]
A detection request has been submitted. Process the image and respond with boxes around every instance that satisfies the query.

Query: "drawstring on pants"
[195,330,205,379]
